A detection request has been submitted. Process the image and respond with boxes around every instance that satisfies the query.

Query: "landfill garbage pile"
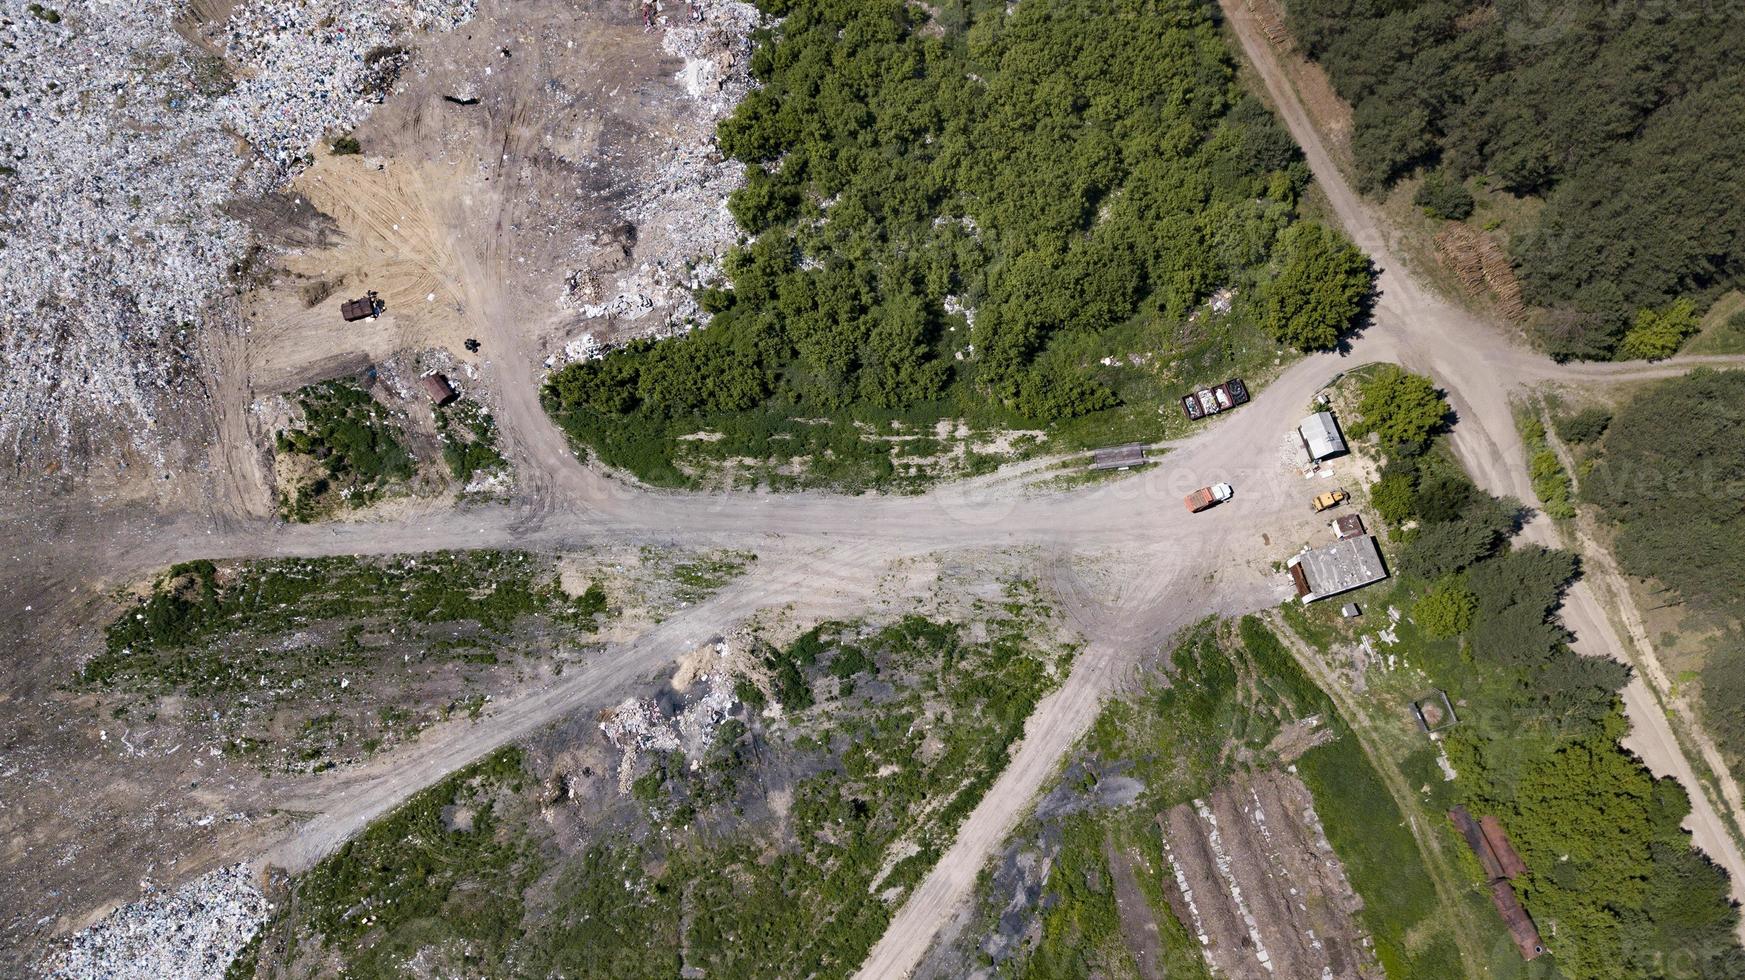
[0,0,474,468]
[560,0,760,355]
[45,864,267,980]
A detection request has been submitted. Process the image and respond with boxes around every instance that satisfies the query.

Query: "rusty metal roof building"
[1286,535,1387,602]
[421,373,457,406]
[1334,513,1365,539]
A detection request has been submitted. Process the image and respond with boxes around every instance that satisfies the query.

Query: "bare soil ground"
[1158,768,1379,980]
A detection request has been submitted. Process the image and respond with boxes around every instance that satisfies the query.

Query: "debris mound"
[46,864,268,980]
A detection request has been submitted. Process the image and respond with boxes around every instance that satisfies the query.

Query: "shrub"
[331,135,362,155]
[1262,222,1374,351]
[1555,406,1612,444]
[1350,365,1448,454]
[1413,579,1476,638]
[1413,170,1474,220]
[1618,299,1699,361]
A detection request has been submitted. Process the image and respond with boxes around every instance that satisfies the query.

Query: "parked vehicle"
[1185,482,1235,512]
[1311,488,1349,512]
[1179,377,1251,420]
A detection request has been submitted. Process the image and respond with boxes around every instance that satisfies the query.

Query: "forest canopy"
[1286,0,1745,359]
[545,0,1365,488]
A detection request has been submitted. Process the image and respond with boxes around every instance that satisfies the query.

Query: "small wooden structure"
[340,290,383,322]
[1411,690,1459,733]
[1090,443,1147,471]
[1333,513,1365,539]
[421,373,457,406]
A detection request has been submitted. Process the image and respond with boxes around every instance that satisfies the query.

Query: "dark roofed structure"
[1090,443,1147,471]
[421,373,457,406]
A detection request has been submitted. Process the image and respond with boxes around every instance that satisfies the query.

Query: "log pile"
[1434,224,1527,319]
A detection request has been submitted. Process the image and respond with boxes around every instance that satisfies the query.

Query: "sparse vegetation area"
[1518,410,1575,520]
[239,600,1072,977]
[937,618,1472,977]
[274,378,415,521]
[82,548,746,771]
[543,0,1371,490]
[434,396,507,487]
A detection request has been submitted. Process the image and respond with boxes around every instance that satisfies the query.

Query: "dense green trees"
[1583,371,1745,619]
[545,0,1330,487]
[1386,441,1740,976]
[1288,0,1745,357]
[1583,371,1745,768]
[1260,222,1373,350]
[1349,365,1448,454]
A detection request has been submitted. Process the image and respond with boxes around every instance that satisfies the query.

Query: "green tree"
[1618,299,1700,361]
[1412,170,1473,220]
[1350,365,1448,453]
[1262,222,1373,351]
[1413,578,1476,638]
[1371,470,1416,525]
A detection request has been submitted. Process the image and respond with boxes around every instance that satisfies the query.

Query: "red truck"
[1184,482,1234,512]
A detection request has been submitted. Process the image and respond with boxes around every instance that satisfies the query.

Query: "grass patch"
[434,396,507,487]
[274,378,415,521]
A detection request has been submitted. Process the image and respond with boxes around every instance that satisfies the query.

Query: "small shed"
[1340,602,1361,618]
[1090,443,1147,471]
[421,373,457,406]
[1298,411,1347,461]
[1333,513,1365,539]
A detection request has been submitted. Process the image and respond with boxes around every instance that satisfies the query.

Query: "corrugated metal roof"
[1285,534,1386,602]
[1299,411,1347,460]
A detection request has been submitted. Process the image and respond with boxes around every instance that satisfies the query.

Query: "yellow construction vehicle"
[1311,488,1349,513]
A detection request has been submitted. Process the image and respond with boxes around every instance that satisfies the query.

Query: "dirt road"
[12,0,1745,968]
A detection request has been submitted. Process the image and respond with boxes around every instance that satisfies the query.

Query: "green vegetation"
[84,552,625,769]
[1413,169,1473,221]
[1309,428,1744,978]
[1554,405,1612,445]
[1349,364,1449,454]
[1288,0,1745,358]
[1618,298,1701,362]
[329,134,362,156]
[544,0,1344,490]
[1296,730,1459,977]
[952,618,1476,976]
[242,605,1069,978]
[1583,370,1745,765]
[260,748,537,976]
[1412,577,1475,638]
[274,378,415,520]
[434,397,507,486]
[27,3,61,23]
[1518,411,1575,520]
[1261,222,1375,351]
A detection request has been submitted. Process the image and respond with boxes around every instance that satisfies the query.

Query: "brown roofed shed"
[421,373,457,406]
